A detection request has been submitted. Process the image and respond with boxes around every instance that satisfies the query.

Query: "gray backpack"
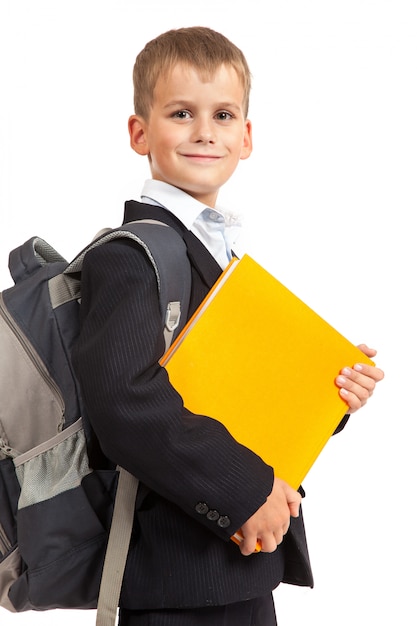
[0,220,191,625]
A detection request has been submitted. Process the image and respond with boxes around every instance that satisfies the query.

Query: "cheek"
[156,134,183,163]
[228,131,249,153]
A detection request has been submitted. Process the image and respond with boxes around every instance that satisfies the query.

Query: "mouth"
[181,153,222,163]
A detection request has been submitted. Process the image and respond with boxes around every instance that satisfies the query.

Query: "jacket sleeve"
[333,414,350,434]
[72,238,274,540]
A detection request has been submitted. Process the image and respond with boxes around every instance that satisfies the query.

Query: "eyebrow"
[163,100,242,111]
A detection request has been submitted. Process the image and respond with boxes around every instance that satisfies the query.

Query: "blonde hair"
[133,26,251,119]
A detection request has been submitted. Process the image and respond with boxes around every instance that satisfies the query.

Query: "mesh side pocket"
[14,418,91,509]
[7,417,119,611]
[8,470,118,611]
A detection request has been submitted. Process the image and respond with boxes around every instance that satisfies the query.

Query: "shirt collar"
[140,179,208,229]
[140,179,241,229]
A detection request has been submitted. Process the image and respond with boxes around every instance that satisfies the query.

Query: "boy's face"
[128,63,252,207]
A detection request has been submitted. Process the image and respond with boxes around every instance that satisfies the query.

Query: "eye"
[172,110,192,120]
[215,111,234,121]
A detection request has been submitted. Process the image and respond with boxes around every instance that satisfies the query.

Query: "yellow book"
[161,254,374,491]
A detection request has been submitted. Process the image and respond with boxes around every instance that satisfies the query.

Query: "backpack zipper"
[0,294,65,426]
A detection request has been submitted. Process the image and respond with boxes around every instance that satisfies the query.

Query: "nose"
[192,116,216,144]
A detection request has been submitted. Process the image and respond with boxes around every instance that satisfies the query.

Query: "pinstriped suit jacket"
[72,201,314,610]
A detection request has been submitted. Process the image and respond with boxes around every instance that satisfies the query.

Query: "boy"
[73,27,384,626]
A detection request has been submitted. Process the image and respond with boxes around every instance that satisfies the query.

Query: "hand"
[335,344,384,413]
[238,477,301,556]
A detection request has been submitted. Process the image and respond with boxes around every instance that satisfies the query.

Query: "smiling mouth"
[182,153,222,162]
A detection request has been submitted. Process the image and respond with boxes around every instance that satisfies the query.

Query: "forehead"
[153,62,245,105]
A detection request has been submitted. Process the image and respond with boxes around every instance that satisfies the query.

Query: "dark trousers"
[118,593,277,626]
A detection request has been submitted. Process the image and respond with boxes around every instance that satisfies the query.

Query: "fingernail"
[342,367,352,376]
[353,363,363,372]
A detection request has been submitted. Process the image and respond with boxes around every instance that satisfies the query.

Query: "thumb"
[282,483,301,518]
[357,343,377,358]
[288,499,301,517]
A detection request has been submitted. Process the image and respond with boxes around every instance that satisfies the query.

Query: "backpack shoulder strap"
[96,466,138,626]
[49,219,191,350]
[94,220,191,626]
[119,219,191,348]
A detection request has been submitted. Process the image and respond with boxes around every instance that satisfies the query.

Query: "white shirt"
[140,179,242,269]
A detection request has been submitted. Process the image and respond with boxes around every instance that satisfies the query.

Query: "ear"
[240,119,253,161]
[128,115,150,155]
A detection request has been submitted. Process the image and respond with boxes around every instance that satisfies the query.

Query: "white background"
[0,1,416,624]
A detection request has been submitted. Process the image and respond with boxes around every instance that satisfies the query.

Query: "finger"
[335,367,376,396]
[288,500,301,518]
[357,343,377,358]
[239,534,261,556]
[336,372,377,413]
[338,365,383,390]
[336,375,375,403]
[260,535,280,553]
[353,363,385,382]
[336,361,384,412]
[338,387,365,412]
